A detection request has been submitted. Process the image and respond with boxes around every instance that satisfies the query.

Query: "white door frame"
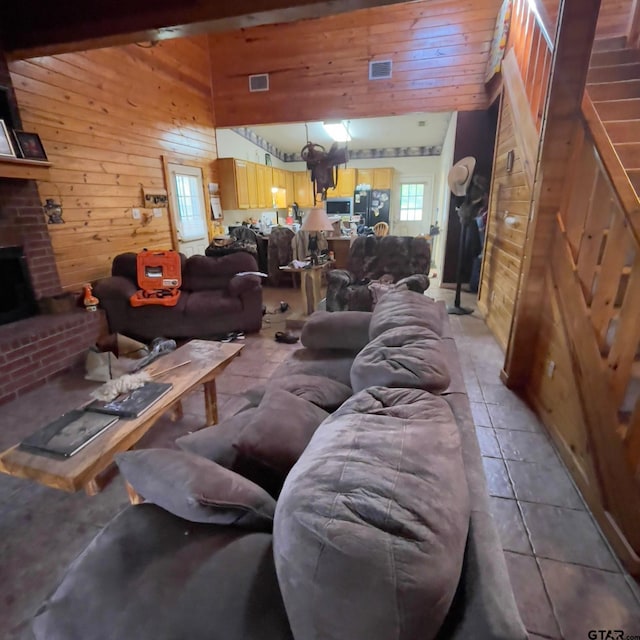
[162,156,211,256]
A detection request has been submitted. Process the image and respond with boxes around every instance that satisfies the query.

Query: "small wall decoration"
[210,195,222,220]
[43,198,64,224]
[0,120,16,158]
[143,187,168,208]
[13,131,47,160]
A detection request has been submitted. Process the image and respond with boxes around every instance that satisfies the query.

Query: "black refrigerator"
[353,188,391,227]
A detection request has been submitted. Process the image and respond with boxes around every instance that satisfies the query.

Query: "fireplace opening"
[0,246,37,326]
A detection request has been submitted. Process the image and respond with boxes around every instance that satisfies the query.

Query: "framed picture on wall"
[13,131,48,160]
[0,120,16,158]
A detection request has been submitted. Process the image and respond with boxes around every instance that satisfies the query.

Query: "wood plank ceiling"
[209,0,504,126]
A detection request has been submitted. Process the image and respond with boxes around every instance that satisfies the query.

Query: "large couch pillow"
[273,387,470,640]
[176,408,258,467]
[300,310,372,352]
[233,389,328,474]
[116,449,276,530]
[351,326,450,394]
[369,289,443,339]
[271,349,355,387]
[267,374,352,411]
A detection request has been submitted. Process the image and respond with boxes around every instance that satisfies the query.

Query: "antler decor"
[301,141,349,202]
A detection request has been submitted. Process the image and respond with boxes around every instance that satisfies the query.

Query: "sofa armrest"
[326,269,354,288]
[326,269,356,312]
[94,276,138,301]
[228,274,261,297]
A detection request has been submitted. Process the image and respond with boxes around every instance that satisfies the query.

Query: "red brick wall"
[0,311,103,405]
[0,47,61,299]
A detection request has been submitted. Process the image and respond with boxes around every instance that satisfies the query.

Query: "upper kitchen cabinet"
[246,162,259,209]
[294,171,315,207]
[327,167,355,198]
[256,164,273,208]
[272,168,286,190]
[285,171,295,205]
[218,158,250,210]
[356,168,395,190]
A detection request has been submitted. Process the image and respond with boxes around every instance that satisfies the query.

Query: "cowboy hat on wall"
[447,156,476,197]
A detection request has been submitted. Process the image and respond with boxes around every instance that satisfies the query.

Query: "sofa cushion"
[176,408,259,467]
[369,289,443,339]
[351,326,450,394]
[274,386,470,640]
[233,389,329,473]
[267,374,352,411]
[33,506,292,640]
[183,290,243,318]
[182,253,259,291]
[271,349,355,387]
[274,388,469,640]
[300,310,372,351]
[116,448,276,530]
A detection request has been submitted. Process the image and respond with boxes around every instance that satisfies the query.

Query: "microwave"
[326,198,352,216]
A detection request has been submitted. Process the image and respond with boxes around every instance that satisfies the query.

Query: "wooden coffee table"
[0,339,243,498]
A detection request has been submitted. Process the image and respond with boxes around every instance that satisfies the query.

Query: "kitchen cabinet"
[218,158,250,210]
[294,171,315,207]
[272,168,286,190]
[356,168,395,190]
[285,171,295,205]
[327,167,355,198]
[373,168,394,190]
[246,162,259,209]
[256,164,267,207]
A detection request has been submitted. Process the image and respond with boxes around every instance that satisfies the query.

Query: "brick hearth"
[0,49,102,406]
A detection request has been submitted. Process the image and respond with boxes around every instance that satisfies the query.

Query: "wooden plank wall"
[478,92,530,350]
[541,0,633,38]
[208,0,503,127]
[8,36,218,291]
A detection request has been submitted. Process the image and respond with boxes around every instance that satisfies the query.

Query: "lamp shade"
[301,207,334,232]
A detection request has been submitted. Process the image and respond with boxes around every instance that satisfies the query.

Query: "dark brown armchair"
[326,235,431,311]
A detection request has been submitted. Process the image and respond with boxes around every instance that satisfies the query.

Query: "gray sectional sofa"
[33,290,527,640]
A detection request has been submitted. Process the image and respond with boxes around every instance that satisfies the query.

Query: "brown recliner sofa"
[326,235,431,311]
[94,251,263,341]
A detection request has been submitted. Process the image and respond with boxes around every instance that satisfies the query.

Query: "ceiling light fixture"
[323,121,351,142]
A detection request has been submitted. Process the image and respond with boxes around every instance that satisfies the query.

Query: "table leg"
[169,399,184,422]
[84,479,101,496]
[204,379,218,425]
[126,481,144,505]
[311,269,322,310]
[300,270,311,315]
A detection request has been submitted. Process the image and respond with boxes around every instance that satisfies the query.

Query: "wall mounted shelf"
[0,156,51,181]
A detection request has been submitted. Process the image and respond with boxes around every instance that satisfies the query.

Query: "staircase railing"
[551,117,640,561]
[503,0,640,569]
[510,0,555,132]
[630,0,640,48]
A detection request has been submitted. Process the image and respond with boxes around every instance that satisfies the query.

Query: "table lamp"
[301,207,334,265]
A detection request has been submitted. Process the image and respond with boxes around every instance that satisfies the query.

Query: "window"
[399,183,424,221]
[174,171,206,240]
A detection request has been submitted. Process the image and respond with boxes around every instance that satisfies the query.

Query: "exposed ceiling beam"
[2,0,411,60]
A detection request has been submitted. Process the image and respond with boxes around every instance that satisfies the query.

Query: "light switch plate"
[153,208,162,217]
[132,208,141,219]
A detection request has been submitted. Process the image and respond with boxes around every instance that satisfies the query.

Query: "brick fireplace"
[0,49,102,406]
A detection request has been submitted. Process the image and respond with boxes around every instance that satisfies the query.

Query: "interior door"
[167,163,209,257]
[391,178,434,237]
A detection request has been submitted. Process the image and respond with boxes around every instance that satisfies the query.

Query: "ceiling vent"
[369,60,392,80]
[249,73,269,92]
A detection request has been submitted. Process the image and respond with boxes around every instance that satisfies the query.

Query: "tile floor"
[1,285,639,639]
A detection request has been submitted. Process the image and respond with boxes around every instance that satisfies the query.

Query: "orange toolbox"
[129,249,182,307]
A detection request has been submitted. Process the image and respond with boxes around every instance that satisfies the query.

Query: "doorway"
[166,163,209,256]
[391,177,434,238]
